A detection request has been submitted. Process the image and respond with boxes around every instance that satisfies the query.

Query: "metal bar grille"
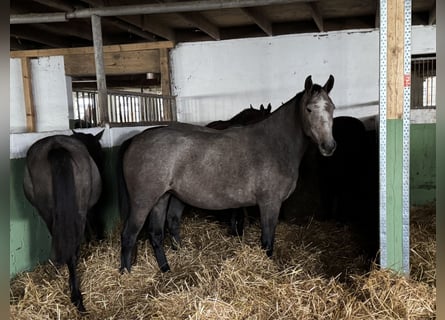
[411,56,436,109]
[72,89,177,127]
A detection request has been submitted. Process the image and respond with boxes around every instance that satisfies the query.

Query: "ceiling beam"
[155,0,220,40]
[240,7,273,36]
[11,0,316,23]
[179,12,221,40]
[428,2,436,25]
[80,0,174,42]
[32,0,74,12]
[34,23,94,42]
[308,2,323,32]
[11,25,76,48]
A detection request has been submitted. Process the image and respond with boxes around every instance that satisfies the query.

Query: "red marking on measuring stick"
[404,74,411,87]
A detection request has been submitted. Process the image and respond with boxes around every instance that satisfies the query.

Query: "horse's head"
[71,130,105,170]
[300,75,336,157]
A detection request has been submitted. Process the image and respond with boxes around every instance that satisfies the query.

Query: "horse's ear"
[267,103,272,112]
[260,104,264,110]
[304,75,313,92]
[323,75,334,94]
[95,129,105,140]
[250,104,253,109]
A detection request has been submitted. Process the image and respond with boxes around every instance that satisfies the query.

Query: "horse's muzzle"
[319,140,336,157]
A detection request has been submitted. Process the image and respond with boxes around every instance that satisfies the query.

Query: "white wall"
[171,26,436,125]
[10,56,70,133]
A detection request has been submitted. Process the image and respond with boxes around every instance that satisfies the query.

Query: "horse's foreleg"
[120,204,150,273]
[166,195,184,250]
[258,201,281,257]
[67,253,85,312]
[148,193,171,272]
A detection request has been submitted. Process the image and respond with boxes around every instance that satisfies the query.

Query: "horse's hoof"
[160,264,170,273]
[119,266,130,274]
[72,298,86,313]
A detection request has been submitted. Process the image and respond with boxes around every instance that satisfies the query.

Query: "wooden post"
[380,0,410,275]
[21,58,36,132]
[160,48,172,120]
[91,14,108,125]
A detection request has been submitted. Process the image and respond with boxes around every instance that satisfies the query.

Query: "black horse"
[23,130,104,312]
[206,103,272,129]
[119,75,337,273]
[316,116,379,258]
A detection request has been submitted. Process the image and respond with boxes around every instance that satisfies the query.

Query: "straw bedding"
[10,204,435,319]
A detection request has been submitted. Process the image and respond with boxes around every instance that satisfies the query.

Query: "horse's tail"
[117,138,132,222]
[48,147,82,265]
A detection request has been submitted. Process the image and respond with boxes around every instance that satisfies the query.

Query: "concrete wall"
[171,26,435,125]
[10,56,70,133]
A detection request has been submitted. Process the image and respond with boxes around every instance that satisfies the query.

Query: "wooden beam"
[11,0,318,23]
[160,48,172,120]
[308,2,324,32]
[32,0,73,12]
[91,14,108,124]
[387,0,404,119]
[80,0,162,41]
[33,23,94,42]
[11,25,75,48]
[381,0,410,275]
[241,7,273,36]
[20,58,36,132]
[10,41,174,58]
[180,12,221,40]
[64,50,161,76]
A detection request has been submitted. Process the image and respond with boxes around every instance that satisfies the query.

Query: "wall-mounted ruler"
[379,0,411,275]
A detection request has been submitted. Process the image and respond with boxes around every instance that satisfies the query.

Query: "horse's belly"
[174,186,256,211]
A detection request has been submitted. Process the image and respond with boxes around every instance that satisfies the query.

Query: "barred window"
[411,55,436,109]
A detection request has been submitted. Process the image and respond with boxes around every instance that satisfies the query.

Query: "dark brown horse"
[120,75,337,273]
[23,130,104,312]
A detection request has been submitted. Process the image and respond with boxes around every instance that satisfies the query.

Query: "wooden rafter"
[428,2,436,25]
[308,2,323,32]
[241,7,273,36]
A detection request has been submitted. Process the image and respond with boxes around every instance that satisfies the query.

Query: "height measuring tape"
[379,0,411,275]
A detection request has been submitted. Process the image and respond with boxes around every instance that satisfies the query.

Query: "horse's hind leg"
[67,252,85,312]
[120,203,151,273]
[148,193,171,272]
[166,195,184,250]
[258,201,281,257]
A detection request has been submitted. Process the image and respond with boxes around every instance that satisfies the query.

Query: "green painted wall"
[410,123,436,205]
[10,147,121,278]
[9,125,437,278]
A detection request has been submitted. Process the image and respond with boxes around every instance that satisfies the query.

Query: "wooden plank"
[20,58,36,132]
[160,48,172,120]
[91,14,108,124]
[386,0,404,119]
[10,41,174,58]
[64,50,161,76]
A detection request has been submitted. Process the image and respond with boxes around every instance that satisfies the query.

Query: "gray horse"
[120,75,337,273]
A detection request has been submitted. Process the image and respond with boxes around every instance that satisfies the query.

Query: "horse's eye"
[306,108,312,113]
